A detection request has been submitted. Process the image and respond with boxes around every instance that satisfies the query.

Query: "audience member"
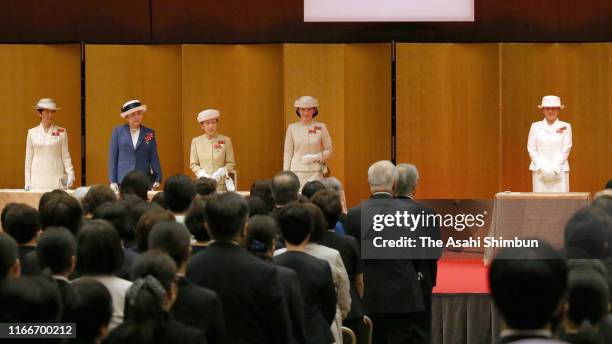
[82,184,117,217]
[164,174,197,223]
[186,192,291,343]
[490,242,567,343]
[149,220,226,343]
[4,203,41,275]
[106,251,205,344]
[119,170,150,201]
[63,278,113,344]
[76,219,132,330]
[184,198,210,255]
[0,232,20,280]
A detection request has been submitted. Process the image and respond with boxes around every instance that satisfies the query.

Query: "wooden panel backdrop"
[0,45,81,188]
[501,43,611,195]
[283,44,391,207]
[181,45,284,190]
[85,45,182,185]
[396,44,500,199]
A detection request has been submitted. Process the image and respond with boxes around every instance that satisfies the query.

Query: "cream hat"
[197,109,220,123]
[120,100,147,118]
[35,98,60,110]
[538,95,564,109]
[294,96,319,108]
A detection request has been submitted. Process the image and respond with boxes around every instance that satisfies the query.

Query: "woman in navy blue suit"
[108,100,162,192]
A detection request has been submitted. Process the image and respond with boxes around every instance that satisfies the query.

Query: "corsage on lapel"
[144,132,154,144]
[51,128,65,137]
[556,126,567,134]
[214,140,225,150]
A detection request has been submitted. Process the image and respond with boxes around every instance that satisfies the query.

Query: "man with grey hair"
[395,163,419,198]
[346,160,426,343]
[396,163,441,343]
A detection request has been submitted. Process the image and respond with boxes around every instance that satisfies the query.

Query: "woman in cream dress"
[24,98,75,190]
[283,96,333,188]
[527,95,572,192]
[189,109,236,191]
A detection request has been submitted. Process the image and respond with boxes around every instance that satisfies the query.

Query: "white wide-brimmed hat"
[120,100,147,118]
[35,98,60,111]
[538,95,565,109]
[197,109,220,123]
[294,96,319,108]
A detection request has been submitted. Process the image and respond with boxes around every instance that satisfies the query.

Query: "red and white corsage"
[556,126,567,134]
[144,132,154,144]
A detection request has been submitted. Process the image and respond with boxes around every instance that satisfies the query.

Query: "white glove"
[66,175,75,189]
[538,167,560,183]
[225,175,236,191]
[196,170,210,178]
[301,153,323,164]
[110,183,119,193]
[152,182,160,190]
[211,168,226,181]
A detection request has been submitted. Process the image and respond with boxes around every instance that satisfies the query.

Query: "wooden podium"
[484,192,590,262]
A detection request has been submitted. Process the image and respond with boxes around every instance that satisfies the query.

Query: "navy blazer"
[108,124,162,183]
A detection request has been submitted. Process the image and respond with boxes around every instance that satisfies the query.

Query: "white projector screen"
[304,0,474,22]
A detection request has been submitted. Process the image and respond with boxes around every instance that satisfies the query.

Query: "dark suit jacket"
[172,276,226,344]
[275,265,306,344]
[273,251,336,344]
[396,196,442,290]
[186,241,291,344]
[346,193,424,314]
[20,246,41,276]
[104,312,206,344]
[318,230,364,320]
[108,124,162,183]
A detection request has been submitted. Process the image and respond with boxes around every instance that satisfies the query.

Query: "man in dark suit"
[395,163,442,343]
[149,220,226,344]
[186,192,291,344]
[108,100,162,192]
[273,203,337,344]
[490,242,568,344]
[346,160,425,344]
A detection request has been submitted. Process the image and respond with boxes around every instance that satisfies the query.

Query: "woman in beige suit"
[284,96,333,188]
[24,98,75,190]
[189,109,235,191]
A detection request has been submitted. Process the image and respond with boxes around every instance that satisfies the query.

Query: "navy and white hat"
[120,100,147,118]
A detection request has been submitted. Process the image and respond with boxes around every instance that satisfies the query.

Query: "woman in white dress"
[24,98,75,190]
[527,95,572,192]
[283,96,333,188]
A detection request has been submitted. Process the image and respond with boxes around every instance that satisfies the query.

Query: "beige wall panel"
[0,44,81,189]
[397,43,500,199]
[501,43,610,195]
[182,45,284,190]
[86,45,182,185]
[344,44,392,206]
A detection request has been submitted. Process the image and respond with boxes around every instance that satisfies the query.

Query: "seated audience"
[131,209,175,255]
[93,202,136,279]
[151,191,168,209]
[245,195,270,217]
[149,220,226,343]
